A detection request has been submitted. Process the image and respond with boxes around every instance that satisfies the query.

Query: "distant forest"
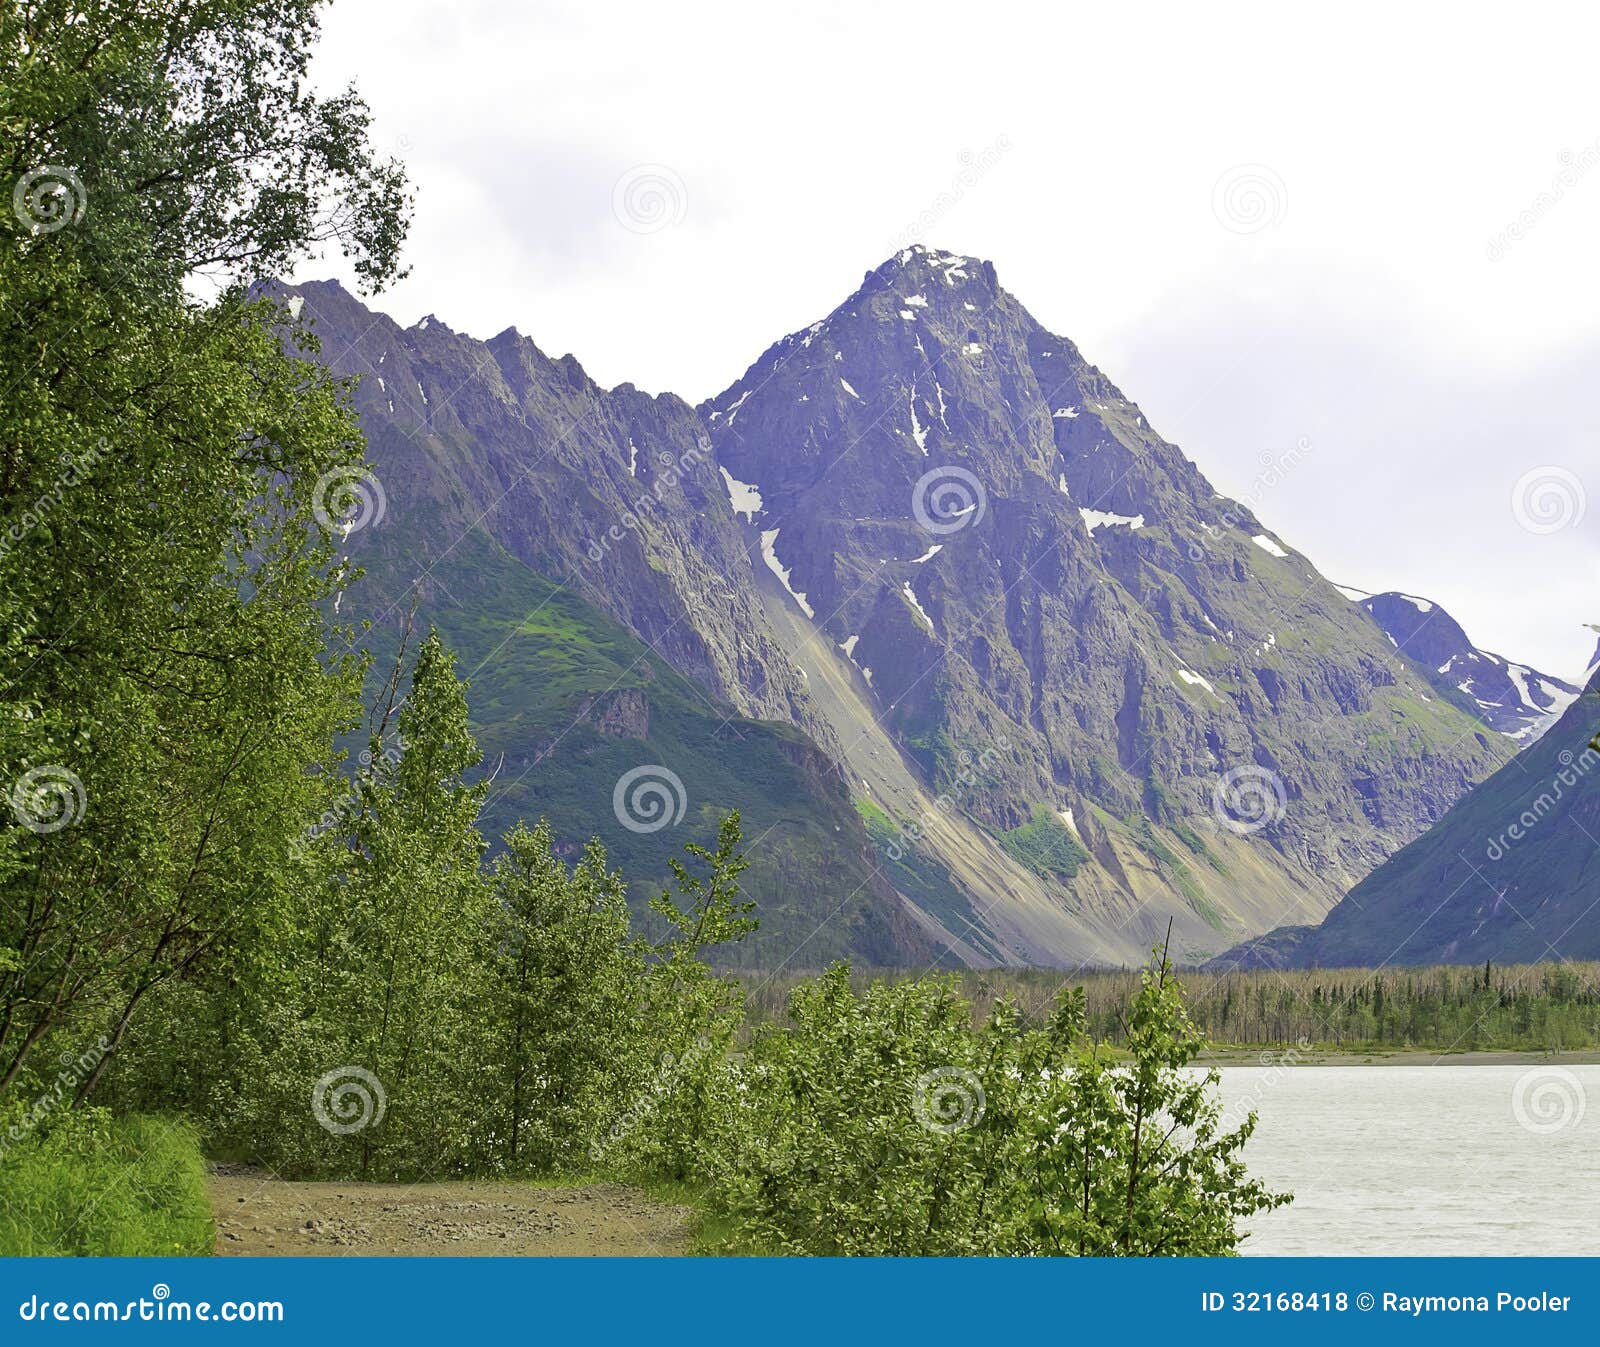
[742,961,1600,1053]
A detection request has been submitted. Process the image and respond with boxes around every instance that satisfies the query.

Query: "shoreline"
[1197,1046,1600,1066]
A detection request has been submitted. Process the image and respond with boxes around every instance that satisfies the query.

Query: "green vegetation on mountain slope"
[998,805,1091,882]
[344,524,927,967]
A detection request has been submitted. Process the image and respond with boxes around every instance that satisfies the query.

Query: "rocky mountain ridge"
[1211,671,1600,969]
[697,246,1513,961]
[279,247,1550,967]
[1348,587,1578,742]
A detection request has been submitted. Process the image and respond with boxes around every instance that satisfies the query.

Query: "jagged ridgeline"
[1353,588,1579,743]
[283,246,1519,967]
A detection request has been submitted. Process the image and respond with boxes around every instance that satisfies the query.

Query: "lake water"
[1215,1064,1600,1256]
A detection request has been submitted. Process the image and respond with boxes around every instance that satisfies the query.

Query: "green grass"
[0,1112,214,1256]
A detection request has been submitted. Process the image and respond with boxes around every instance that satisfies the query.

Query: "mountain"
[699,246,1517,963]
[280,281,931,968]
[1346,588,1580,741]
[1210,675,1600,968]
[280,248,1521,968]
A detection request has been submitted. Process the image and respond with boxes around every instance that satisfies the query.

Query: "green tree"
[191,633,490,1179]
[1028,952,1288,1254]
[484,823,644,1172]
[618,812,756,1181]
[329,632,488,1177]
[0,0,409,1097]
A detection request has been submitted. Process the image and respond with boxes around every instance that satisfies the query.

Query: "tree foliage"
[0,0,409,1096]
[704,949,1287,1255]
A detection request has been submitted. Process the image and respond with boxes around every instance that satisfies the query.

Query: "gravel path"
[207,1165,692,1256]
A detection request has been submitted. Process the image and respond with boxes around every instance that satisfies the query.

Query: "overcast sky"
[302,0,1600,680]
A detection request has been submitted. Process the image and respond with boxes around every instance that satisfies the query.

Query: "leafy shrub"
[698,954,1287,1255]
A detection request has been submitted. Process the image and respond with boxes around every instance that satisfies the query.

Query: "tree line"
[743,961,1600,1054]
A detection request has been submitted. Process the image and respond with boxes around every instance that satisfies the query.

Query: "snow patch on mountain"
[1080,508,1145,533]
[909,393,928,453]
[712,389,751,425]
[720,465,763,522]
[760,528,814,618]
[1504,663,1538,711]
[901,582,934,632]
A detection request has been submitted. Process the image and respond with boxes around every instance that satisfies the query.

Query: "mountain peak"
[861,244,998,300]
[700,248,1516,963]
[1359,591,1578,741]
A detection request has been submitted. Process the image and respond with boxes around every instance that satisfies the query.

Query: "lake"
[1215,1063,1599,1256]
